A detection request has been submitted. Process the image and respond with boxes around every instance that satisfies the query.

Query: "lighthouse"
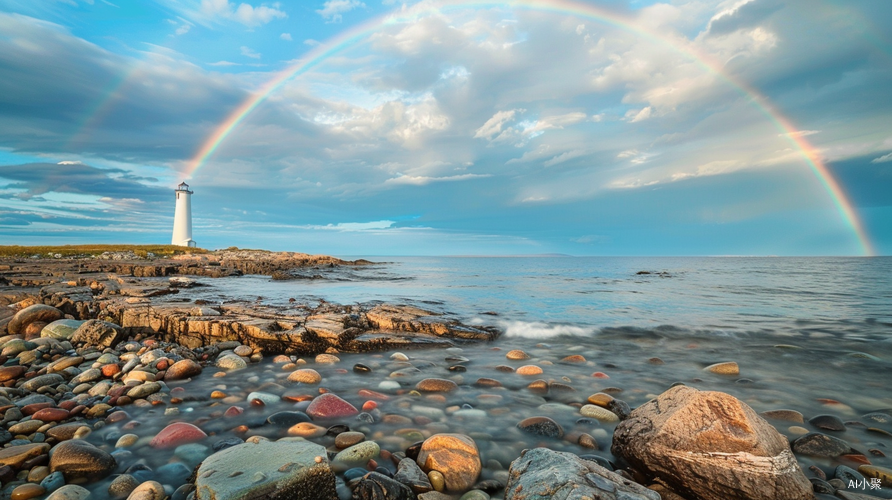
[171,182,196,247]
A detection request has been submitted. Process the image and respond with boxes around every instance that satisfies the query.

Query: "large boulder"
[505,447,659,500]
[70,319,126,348]
[41,319,85,340]
[611,385,813,500]
[416,434,481,492]
[8,304,63,337]
[194,439,337,500]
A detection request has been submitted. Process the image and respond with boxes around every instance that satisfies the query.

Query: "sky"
[0,0,890,256]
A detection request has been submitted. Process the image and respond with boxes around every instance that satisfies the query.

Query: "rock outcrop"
[505,447,660,500]
[611,385,814,500]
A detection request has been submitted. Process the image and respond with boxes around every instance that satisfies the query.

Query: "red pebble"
[22,402,54,415]
[592,372,610,379]
[362,401,377,411]
[334,369,348,374]
[122,420,141,430]
[58,400,77,411]
[357,389,390,401]
[101,364,121,377]
[841,454,871,465]
[150,422,208,449]
[155,359,170,370]
[69,405,86,417]
[305,393,358,420]
[106,410,131,423]
[224,406,244,418]
[250,399,265,407]
[367,459,378,470]
[31,408,69,422]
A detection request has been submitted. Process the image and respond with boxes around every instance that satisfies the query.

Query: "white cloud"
[316,0,364,23]
[385,173,490,186]
[474,110,521,140]
[175,23,191,35]
[208,60,240,66]
[280,33,292,41]
[871,152,892,164]
[304,39,321,46]
[198,0,287,27]
[627,106,653,123]
[781,130,820,138]
[240,46,261,59]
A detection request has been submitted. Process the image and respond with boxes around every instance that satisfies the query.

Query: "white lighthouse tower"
[171,182,196,247]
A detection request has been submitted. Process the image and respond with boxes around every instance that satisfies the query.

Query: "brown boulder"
[8,304,63,337]
[611,385,813,500]
[416,434,481,492]
[70,319,125,348]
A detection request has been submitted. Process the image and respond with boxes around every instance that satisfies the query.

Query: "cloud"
[208,60,241,66]
[316,0,364,23]
[199,0,287,27]
[304,39,321,46]
[384,173,491,186]
[706,0,783,36]
[872,152,892,164]
[280,33,292,41]
[474,110,522,140]
[626,106,653,123]
[240,46,261,59]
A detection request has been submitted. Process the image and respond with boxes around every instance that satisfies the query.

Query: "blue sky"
[0,0,890,256]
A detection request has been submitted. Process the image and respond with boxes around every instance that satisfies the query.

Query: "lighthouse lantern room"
[171,182,196,247]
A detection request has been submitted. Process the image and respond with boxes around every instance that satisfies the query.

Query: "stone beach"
[0,251,890,500]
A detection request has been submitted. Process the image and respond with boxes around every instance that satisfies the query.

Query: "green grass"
[0,244,209,258]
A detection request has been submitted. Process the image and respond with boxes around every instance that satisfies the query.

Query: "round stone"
[11,483,46,500]
[703,362,739,375]
[505,350,530,360]
[287,422,328,438]
[335,431,366,449]
[287,369,322,384]
[560,355,586,363]
[416,378,458,393]
[150,422,208,449]
[108,474,140,498]
[417,434,481,493]
[164,359,202,381]
[306,393,359,420]
[216,355,247,371]
[315,354,340,364]
[429,470,446,492]
[580,404,620,423]
[234,345,253,357]
[809,414,846,432]
[332,441,380,471]
[45,485,91,500]
[516,365,543,376]
[49,439,117,481]
[126,480,166,500]
[517,416,564,438]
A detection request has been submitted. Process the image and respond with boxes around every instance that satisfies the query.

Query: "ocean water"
[200,256,892,341]
[83,256,892,499]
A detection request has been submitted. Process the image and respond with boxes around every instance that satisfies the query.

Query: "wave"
[491,319,594,339]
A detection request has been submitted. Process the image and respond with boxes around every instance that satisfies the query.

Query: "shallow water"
[80,257,892,498]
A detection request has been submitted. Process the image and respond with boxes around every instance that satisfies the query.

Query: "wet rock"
[809,414,846,432]
[164,359,202,381]
[352,471,415,500]
[580,404,620,423]
[394,457,433,494]
[416,378,458,393]
[109,475,141,498]
[332,441,380,471]
[335,431,366,449]
[20,373,64,391]
[703,361,739,375]
[267,411,311,427]
[505,350,530,360]
[194,439,337,500]
[517,416,563,438]
[150,422,208,449]
[792,433,854,457]
[8,305,63,337]
[40,319,85,340]
[0,365,26,383]
[761,409,805,423]
[515,365,542,376]
[50,439,117,481]
[611,385,813,500]
[857,464,892,487]
[45,485,91,500]
[505,447,659,500]
[306,393,359,420]
[416,433,481,492]
[127,480,166,500]
[0,443,50,469]
[216,355,247,371]
[288,369,322,384]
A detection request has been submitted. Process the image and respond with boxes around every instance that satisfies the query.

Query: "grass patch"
[0,244,209,259]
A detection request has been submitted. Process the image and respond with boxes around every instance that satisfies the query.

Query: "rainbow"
[182,0,875,256]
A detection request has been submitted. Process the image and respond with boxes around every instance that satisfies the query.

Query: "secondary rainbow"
[182,0,875,256]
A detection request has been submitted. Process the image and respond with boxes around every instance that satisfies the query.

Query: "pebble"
[315,353,340,364]
[150,422,207,449]
[332,441,380,471]
[761,409,805,423]
[428,470,446,492]
[216,355,247,371]
[164,359,202,381]
[416,378,459,393]
[515,365,543,376]
[11,483,46,500]
[703,361,739,375]
[116,434,139,448]
[335,431,367,449]
[233,345,253,357]
[287,422,328,438]
[391,352,409,361]
[505,350,530,360]
[46,484,91,500]
[108,474,140,498]
[306,393,359,420]
[580,404,620,423]
[49,439,117,481]
[809,414,846,432]
[517,416,564,438]
[287,368,322,384]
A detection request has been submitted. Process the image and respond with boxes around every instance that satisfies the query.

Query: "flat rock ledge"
[0,252,498,355]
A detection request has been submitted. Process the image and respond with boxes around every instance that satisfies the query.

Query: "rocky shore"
[0,251,890,500]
